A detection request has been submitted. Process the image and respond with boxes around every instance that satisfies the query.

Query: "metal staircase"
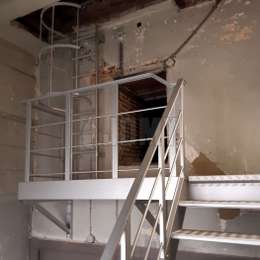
[19,45,260,258]
[100,77,260,259]
[100,78,186,260]
[171,174,260,251]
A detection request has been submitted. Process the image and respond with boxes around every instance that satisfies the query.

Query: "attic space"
[1,0,260,260]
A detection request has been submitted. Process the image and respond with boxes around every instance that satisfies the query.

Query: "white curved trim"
[40,2,81,39]
[39,44,80,57]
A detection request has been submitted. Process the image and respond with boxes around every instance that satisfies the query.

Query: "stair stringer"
[165,177,188,260]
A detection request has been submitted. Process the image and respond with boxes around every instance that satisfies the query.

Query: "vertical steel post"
[95,25,100,179]
[25,102,32,183]
[65,94,72,180]
[74,8,80,90]
[120,232,127,260]
[49,6,55,94]
[112,84,119,179]
[167,83,177,178]
[120,218,131,260]
[158,134,166,259]
[66,200,73,239]
[179,85,185,178]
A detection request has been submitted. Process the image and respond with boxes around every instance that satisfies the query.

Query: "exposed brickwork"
[119,87,143,166]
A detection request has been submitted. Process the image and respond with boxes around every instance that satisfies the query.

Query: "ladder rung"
[179,200,260,209]
[172,229,260,246]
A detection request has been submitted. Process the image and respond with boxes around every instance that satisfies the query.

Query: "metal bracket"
[34,203,71,235]
[135,201,160,235]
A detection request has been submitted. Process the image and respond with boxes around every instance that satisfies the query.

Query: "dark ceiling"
[15,0,212,41]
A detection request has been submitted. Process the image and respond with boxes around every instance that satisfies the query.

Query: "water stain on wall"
[189,152,225,176]
[188,152,240,220]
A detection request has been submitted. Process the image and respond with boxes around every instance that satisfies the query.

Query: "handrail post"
[65,94,72,180]
[112,84,119,179]
[180,84,185,178]
[25,101,32,183]
[158,133,166,259]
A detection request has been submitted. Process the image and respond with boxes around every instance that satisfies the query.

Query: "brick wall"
[118,87,143,166]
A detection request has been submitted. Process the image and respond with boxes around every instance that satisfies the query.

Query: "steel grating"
[172,229,260,246]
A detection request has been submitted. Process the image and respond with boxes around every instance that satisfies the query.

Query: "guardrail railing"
[24,73,174,183]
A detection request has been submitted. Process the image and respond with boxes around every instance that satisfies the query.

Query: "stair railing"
[100,79,185,260]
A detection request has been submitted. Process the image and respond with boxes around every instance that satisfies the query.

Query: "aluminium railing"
[100,79,185,260]
[24,73,173,182]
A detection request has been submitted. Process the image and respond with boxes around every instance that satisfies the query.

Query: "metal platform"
[172,229,260,246]
[18,177,178,201]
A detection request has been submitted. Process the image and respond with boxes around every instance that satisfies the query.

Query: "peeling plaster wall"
[0,37,35,260]
[100,0,260,175]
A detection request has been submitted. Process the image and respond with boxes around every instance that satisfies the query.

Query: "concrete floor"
[31,239,259,260]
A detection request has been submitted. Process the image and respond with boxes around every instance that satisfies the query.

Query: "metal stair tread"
[179,200,260,209]
[172,229,260,246]
[189,175,260,183]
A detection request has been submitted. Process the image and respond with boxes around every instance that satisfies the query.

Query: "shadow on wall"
[189,152,225,176]
[186,152,240,220]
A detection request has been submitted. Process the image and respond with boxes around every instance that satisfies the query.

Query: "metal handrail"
[22,73,172,103]
[100,79,185,260]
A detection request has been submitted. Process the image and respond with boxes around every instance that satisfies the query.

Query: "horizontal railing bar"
[32,103,65,118]
[31,172,65,176]
[165,138,183,192]
[72,149,96,155]
[119,106,166,117]
[34,131,63,140]
[100,79,184,260]
[31,121,65,129]
[31,152,64,160]
[164,111,182,160]
[71,167,170,175]
[131,171,161,257]
[73,136,170,149]
[31,146,65,153]
[72,142,111,148]
[23,73,173,103]
[30,174,64,178]
[31,105,167,129]
[118,137,152,144]
[72,105,167,124]
[144,205,162,260]
[29,167,171,178]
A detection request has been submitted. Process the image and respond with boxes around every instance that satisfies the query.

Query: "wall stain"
[220,21,255,43]
[189,152,240,220]
[190,152,225,176]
